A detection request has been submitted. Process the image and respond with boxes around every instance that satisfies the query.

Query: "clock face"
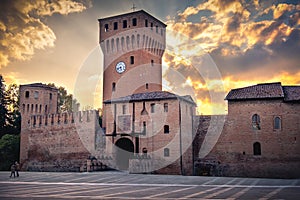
[116,61,126,74]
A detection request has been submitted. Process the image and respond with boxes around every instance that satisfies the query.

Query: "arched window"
[252,114,261,130]
[164,148,170,157]
[253,142,261,155]
[112,82,116,92]
[274,117,281,130]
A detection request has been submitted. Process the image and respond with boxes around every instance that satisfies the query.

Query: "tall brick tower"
[98,10,166,102]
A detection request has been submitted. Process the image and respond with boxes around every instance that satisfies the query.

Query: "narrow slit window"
[151,103,155,113]
[253,142,261,155]
[130,56,134,64]
[25,91,30,98]
[164,148,169,157]
[114,22,118,30]
[164,125,169,134]
[112,82,116,92]
[145,19,148,27]
[146,83,148,89]
[274,117,281,130]
[123,20,127,28]
[104,24,109,32]
[132,18,137,26]
[164,103,168,112]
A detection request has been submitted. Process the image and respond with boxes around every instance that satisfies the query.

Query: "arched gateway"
[115,138,134,170]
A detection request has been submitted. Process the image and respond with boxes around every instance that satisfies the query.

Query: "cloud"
[163,0,300,114]
[0,0,89,69]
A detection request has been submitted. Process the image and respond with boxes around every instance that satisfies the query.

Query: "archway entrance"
[115,138,134,170]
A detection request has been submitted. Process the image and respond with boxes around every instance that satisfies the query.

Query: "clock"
[116,61,126,74]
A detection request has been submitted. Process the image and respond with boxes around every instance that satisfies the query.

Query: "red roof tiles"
[226,82,300,102]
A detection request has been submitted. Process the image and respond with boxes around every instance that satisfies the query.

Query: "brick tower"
[19,83,58,127]
[98,10,166,102]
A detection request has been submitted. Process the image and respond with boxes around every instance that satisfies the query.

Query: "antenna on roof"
[131,2,137,12]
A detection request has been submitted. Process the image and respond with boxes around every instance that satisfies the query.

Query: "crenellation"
[25,110,99,130]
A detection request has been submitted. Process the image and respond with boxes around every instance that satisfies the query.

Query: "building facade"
[195,83,300,178]
[99,10,195,175]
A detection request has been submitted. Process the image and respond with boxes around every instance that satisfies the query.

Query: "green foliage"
[48,83,79,112]
[0,134,20,171]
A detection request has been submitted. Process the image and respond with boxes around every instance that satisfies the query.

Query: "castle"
[19,10,300,178]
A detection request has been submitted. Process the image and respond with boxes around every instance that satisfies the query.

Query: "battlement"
[24,110,99,129]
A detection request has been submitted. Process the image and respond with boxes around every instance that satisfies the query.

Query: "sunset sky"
[0,0,299,114]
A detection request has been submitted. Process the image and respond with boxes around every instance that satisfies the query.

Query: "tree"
[0,75,10,137]
[0,134,20,170]
[48,83,79,113]
[5,84,21,135]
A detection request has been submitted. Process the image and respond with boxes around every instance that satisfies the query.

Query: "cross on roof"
[131,3,137,11]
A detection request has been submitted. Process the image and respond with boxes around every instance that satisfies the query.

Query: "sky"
[0,0,299,114]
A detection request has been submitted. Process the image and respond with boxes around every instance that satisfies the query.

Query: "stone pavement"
[0,171,299,199]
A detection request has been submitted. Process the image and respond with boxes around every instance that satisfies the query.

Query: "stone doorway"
[115,138,134,170]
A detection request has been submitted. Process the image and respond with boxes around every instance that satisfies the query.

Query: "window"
[45,105,48,114]
[104,24,109,32]
[130,56,134,64]
[142,147,147,154]
[49,93,52,100]
[143,121,146,134]
[132,18,137,26]
[114,22,118,30]
[151,103,155,113]
[25,91,29,98]
[151,59,154,66]
[112,82,116,92]
[164,148,170,157]
[22,104,25,112]
[34,91,39,99]
[145,19,148,27]
[253,142,261,155]
[141,102,148,115]
[164,103,168,112]
[252,114,261,130]
[122,105,126,114]
[274,117,281,130]
[123,20,127,28]
[145,83,148,89]
[150,22,153,30]
[164,125,169,134]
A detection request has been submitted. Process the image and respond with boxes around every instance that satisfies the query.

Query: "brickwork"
[19,84,104,171]
[104,97,195,175]
[99,10,166,102]
[194,91,300,178]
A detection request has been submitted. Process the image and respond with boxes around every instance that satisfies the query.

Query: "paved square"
[0,171,299,199]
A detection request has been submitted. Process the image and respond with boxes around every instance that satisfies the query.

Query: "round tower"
[19,83,58,127]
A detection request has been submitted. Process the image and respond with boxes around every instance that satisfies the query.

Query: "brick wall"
[194,100,300,178]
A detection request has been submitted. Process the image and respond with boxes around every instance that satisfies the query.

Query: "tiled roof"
[283,86,300,101]
[225,82,300,102]
[104,91,196,105]
[20,83,58,90]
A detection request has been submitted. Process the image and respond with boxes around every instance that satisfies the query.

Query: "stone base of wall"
[194,158,300,178]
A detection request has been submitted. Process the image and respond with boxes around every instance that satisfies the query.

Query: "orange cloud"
[0,0,88,69]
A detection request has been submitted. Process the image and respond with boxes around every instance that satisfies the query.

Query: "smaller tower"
[19,83,58,128]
